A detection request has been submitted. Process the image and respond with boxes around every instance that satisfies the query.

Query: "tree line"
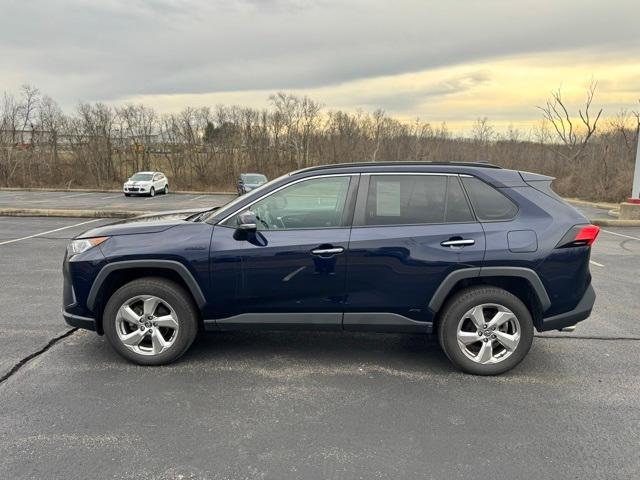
[1,84,638,201]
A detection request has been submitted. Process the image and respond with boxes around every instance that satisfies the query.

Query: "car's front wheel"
[437,286,534,375]
[163,184,169,195]
[149,187,155,197]
[103,278,198,365]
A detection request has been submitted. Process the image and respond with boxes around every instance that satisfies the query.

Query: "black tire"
[124,193,131,197]
[437,286,534,375]
[163,184,169,195]
[149,187,155,197]
[102,277,198,365]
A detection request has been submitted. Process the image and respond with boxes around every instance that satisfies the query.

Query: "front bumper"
[123,186,148,193]
[63,309,97,331]
[539,284,595,331]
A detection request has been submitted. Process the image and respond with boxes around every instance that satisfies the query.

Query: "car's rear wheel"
[103,278,198,365]
[437,286,533,375]
[149,187,155,197]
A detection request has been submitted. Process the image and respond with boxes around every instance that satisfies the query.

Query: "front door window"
[229,176,351,230]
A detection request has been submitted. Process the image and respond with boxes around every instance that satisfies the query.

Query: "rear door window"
[461,176,518,221]
[362,175,474,226]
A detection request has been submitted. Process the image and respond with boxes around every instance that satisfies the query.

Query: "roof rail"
[292,161,502,174]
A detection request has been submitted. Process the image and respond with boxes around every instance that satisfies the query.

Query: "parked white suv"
[123,172,169,197]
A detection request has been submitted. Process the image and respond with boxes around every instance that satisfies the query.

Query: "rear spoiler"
[519,171,555,183]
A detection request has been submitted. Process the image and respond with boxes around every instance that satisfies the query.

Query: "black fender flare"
[86,259,207,311]
[428,266,551,314]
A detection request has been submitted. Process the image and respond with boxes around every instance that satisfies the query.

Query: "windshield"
[243,174,267,184]
[130,173,153,181]
[203,173,289,223]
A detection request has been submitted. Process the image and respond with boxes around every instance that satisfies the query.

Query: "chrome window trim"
[218,173,358,226]
[366,172,456,176]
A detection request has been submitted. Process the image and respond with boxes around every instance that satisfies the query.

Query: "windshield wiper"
[187,206,220,222]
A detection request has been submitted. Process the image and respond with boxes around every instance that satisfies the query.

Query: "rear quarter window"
[461,176,518,221]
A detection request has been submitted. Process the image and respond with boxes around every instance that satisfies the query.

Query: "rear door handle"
[311,247,344,256]
[441,239,475,247]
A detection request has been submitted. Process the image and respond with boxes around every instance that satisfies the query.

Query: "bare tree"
[472,117,494,144]
[538,80,603,161]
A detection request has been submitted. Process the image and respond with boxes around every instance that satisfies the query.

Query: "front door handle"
[441,239,475,247]
[311,247,345,256]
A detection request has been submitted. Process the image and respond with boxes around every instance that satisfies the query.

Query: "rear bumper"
[539,285,595,332]
[63,309,97,332]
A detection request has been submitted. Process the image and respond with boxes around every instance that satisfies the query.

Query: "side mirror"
[236,210,257,231]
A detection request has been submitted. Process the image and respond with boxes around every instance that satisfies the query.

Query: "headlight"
[68,237,109,257]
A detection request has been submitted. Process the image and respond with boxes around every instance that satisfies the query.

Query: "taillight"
[574,225,600,246]
[556,224,600,248]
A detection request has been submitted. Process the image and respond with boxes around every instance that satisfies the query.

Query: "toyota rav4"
[63,162,598,375]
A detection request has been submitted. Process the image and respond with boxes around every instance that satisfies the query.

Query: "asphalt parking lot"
[0,190,236,213]
[0,204,639,479]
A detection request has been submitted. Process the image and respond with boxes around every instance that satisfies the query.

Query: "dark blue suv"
[63,162,598,375]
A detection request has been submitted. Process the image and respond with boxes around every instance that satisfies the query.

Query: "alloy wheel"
[115,295,179,356]
[456,303,521,364]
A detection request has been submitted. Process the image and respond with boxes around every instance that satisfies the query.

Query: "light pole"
[631,123,640,202]
[620,123,640,220]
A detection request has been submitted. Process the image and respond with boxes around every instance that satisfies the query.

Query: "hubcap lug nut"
[483,324,487,329]
[478,331,483,336]
[153,322,157,327]
[141,326,145,331]
[491,334,496,339]
[483,338,489,342]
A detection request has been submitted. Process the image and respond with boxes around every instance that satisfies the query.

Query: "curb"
[590,217,640,227]
[0,187,235,195]
[0,208,145,218]
[565,198,620,210]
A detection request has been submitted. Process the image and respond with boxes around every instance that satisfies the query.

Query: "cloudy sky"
[1,0,638,131]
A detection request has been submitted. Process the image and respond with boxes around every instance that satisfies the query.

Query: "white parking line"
[60,193,92,199]
[0,219,101,246]
[191,195,207,201]
[601,229,640,242]
[100,194,122,199]
[590,260,605,267]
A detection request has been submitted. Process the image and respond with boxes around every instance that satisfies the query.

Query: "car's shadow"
[180,330,454,373]
[79,328,544,376]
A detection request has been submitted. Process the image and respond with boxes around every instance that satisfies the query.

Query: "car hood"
[76,208,206,238]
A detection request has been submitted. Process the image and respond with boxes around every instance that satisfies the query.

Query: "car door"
[153,173,162,189]
[209,174,359,330]
[344,173,485,331]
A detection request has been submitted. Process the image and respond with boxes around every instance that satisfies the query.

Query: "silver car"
[123,172,169,197]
